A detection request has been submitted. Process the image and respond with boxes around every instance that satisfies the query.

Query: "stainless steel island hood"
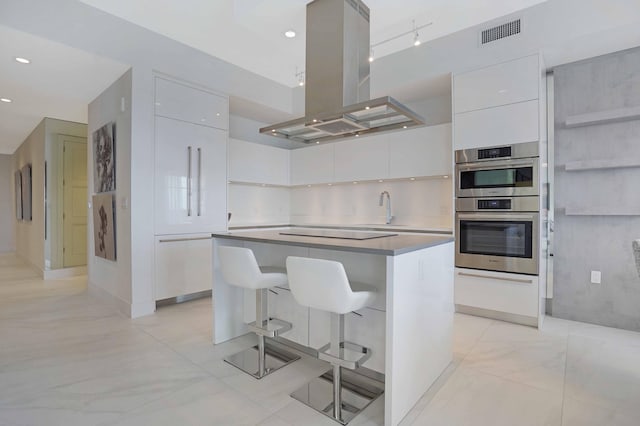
[260,0,424,144]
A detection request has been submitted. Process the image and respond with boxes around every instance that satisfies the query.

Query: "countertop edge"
[228,223,453,235]
[212,231,454,256]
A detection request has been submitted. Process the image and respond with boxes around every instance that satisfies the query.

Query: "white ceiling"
[0,25,129,154]
[77,0,548,87]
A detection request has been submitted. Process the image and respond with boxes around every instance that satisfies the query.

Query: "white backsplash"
[228,183,291,226]
[228,178,453,229]
[291,178,453,229]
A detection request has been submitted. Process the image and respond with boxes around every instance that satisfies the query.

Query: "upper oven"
[455,142,539,198]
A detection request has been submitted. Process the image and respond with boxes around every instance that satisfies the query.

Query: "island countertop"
[212,227,453,256]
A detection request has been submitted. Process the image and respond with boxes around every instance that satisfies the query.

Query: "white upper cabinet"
[290,143,335,185]
[389,124,452,179]
[228,139,289,186]
[454,54,540,113]
[334,135,389,182]
[155,116,227,235]
[454,100,539,150]
[155,77,228,130]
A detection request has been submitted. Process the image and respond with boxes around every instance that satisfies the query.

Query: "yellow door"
[63,138,88,267]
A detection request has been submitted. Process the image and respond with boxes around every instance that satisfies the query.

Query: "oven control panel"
[478,199,511,209]
[477,146,512,160]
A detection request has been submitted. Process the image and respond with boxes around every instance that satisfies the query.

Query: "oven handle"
[456,213,538,221]
[457,271,533,284]
[456,158,537,171]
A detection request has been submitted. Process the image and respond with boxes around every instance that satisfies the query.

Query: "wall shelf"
[564,158,640,171]
[564,106,640,128]
[561,207,640,216]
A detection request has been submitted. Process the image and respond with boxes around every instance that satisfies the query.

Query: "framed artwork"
[92,193,116,261]
[21,164,32,221]
[93,122,116,193]
[14,170,22,220]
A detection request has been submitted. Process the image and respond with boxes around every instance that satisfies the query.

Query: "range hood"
[260,0,424,144]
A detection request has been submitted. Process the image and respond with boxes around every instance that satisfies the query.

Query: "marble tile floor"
[1,253,640,425]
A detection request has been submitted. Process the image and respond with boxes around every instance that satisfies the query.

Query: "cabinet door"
[290,143,334,185]
[454,268,539,318]
[333,136,389,182]
[268,287,309,346]
[454,100,539,150]
[228,138,289,185]
[454,55,539,113]
[155,234,213,300]
[155,77,228,130]
[389,124,452,178]
[155,116,227,234]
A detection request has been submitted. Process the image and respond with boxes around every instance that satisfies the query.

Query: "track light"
[413,32,421,46]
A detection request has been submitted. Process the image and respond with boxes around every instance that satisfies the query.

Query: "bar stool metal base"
[224,341,300,379]
[290,368,384,425]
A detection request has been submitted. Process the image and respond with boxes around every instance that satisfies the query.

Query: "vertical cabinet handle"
[197,147,202,216]
[187,146,192,217]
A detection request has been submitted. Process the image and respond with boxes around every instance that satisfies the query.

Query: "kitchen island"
[212,228,454,426]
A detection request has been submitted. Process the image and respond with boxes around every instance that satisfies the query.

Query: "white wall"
[0,154,16,253]
[12,120,45,271]
[291,178,453,230]
[87,69,134,317]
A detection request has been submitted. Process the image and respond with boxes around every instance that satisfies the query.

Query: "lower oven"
[455,197,539,275]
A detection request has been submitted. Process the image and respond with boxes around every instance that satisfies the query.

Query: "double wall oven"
[455,142,540,275]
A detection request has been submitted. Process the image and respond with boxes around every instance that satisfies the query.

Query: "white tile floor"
[1,253,640,425]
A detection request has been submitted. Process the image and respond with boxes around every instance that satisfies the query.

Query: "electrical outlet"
[590,270,601,284]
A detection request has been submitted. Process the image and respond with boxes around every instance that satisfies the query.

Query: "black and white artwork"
[21,164,32,221]
[93,122,116,193]
[92,193,116,261]
[14,170,22,220]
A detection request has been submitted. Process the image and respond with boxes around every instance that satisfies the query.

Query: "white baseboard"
[87,281,132,318]
[88,281,156,319]
[44,266,87,280]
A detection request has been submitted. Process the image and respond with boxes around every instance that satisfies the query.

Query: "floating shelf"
[564,158,640,171]
[562,207,640,216]
[564,106,640,128]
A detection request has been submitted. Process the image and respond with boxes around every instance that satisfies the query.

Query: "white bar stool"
[218,246,300,379]
[286,256,385,425]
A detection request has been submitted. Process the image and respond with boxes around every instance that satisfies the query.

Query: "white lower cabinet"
[454,267,539,319]
[154,234,213,300]
[309,307,386,374]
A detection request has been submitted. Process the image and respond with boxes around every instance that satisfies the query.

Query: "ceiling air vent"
[480,19,521,45]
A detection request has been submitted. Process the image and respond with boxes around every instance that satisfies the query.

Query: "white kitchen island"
[212,228,454,426]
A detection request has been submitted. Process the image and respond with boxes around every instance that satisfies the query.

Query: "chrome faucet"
[379,191,393,224]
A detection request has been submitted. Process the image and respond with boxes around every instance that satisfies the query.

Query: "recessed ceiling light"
[15,57,30,64]
[0,98,12,103]
[284,29,296,38]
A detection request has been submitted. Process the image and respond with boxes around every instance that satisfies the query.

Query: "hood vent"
[261,0,424,144]
[480,19,522,45]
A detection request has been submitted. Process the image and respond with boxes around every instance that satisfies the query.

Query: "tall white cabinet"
[154,76,228,301]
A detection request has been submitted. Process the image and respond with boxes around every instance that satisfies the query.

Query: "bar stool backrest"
[218,246,264,289]
[286,256,354,314]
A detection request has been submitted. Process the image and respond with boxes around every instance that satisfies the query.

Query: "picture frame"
[21,164,32,221]
[93,121,116,193]
[14,170,22,220]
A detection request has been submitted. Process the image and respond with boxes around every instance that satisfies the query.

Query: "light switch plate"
[590,270,601,284]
